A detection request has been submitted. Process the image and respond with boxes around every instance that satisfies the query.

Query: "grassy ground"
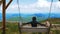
[0,22,19,34]
[0,22,60,34]
[41,18,60,24]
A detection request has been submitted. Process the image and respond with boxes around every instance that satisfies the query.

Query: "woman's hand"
[45,21,50,27]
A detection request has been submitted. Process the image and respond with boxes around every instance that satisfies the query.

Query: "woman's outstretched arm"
[22,22,31,26]
[37,22,46,26]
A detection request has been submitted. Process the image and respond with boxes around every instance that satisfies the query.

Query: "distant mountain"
[34,13,45,17]
[6,14,19,19]
[0,13,60,21]
[50,14,60,18]
[34,13,60,18]
[7,16,33,23]
[0,13,2,20]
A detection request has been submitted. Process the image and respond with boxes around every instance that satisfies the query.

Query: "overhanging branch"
[5,0,13,9]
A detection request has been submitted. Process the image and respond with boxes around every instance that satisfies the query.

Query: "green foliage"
[6,16,47,23]
[40,18,60,24]
[51,30,60,34]
[0,18,60,34]
[0,22,20,34]
[6,22,19,34]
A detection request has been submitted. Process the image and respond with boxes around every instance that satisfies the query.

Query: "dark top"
[26,21,45,27]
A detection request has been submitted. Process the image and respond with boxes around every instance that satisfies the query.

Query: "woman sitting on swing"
[23,17,48,27]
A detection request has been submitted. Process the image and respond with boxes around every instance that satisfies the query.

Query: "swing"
[16,0,53,34]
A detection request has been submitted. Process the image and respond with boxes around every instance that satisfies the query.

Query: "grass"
[6,16,47,23]
[41,18,60,24]
[50,30,60,34]
[0,18,60,34]
[0,22,60,34]
[0,22,20,34]
[6,22,19,34]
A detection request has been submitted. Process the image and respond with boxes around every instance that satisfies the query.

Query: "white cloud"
[0,5,2,13]
[37,0,50,7]
[56,1,60,7]
[5,0,60,14]
[19,0,52,14]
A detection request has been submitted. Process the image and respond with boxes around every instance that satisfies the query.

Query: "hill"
[0,13,60,23]
[42,18,60,24]
[6,16,47,23]
[48,18,60,24]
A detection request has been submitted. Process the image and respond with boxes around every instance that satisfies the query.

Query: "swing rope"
[16,0,23,23]
[16,0,54,34]
[48,0,53,26]
[48,0,53,19]
[16,0,23,34]
[47,0,53,34]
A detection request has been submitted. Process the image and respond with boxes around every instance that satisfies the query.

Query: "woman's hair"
[32,17,36,21]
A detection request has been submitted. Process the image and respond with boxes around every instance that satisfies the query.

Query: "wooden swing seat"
[20,25,49,32]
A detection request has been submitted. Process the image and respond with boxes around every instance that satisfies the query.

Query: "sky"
[0,0,60,14]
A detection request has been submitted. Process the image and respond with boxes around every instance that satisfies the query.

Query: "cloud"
[0,5,2,13]
[5,0,60,14]
[37,0,50,7]
[6,4,19,13]
[56,1,60,7]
